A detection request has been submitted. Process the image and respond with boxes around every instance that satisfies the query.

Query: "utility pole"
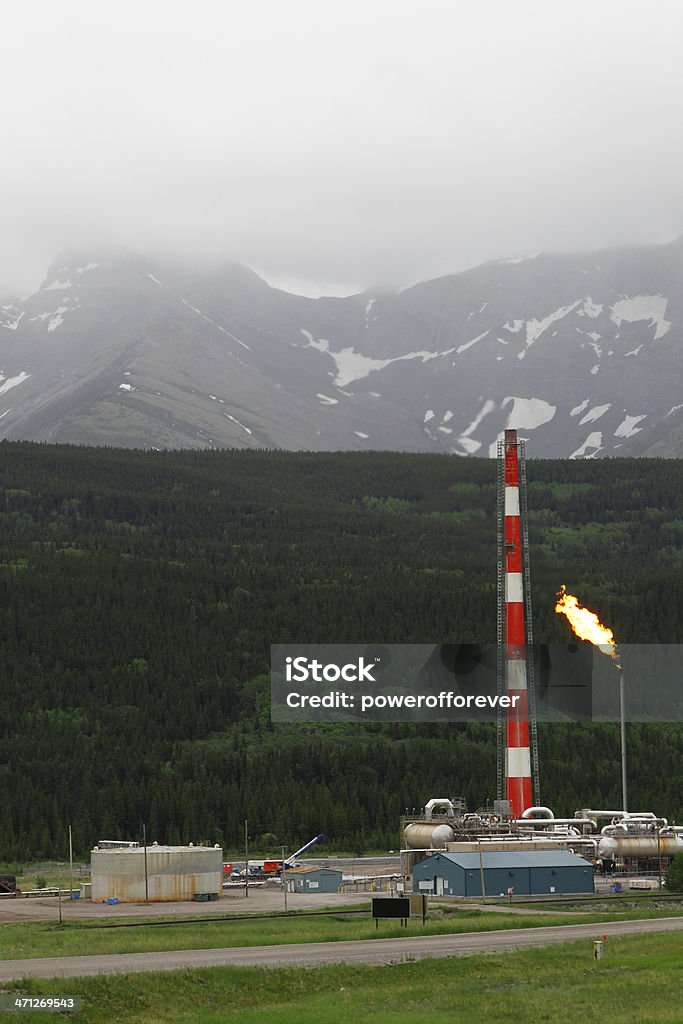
[68,825,74,902]
[478,839,486,904]
[143,823,149,904]
[619,672,628,813]
[281,846,288,911]
[244,819,249,899]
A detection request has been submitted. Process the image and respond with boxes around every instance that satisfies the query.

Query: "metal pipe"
[514,818,596,827]
[521,806,555,820]
[620,671,628,813]
[578,809,654,820]
[424,799,455,820]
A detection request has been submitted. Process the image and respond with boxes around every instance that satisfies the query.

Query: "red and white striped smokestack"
[503,428,533,818]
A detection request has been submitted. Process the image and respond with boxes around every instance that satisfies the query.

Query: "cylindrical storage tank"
[91,845,223,902]
[404,823,456,849]
[598,836,683,860]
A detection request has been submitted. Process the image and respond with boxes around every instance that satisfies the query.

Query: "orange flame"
[555,585,621,667]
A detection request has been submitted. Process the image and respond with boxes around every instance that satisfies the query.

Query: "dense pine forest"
[0,441,681,860]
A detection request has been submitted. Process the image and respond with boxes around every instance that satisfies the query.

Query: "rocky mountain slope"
[1,238,682,456]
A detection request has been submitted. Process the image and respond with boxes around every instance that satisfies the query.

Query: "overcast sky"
[2,0,683,297]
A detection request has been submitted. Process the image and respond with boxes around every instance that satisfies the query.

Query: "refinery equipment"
[401,800,683,879]
[400,429,680,885]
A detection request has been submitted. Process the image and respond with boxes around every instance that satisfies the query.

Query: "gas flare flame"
[555,585,621,668]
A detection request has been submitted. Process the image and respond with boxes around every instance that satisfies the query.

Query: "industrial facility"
[413,849,594,897]
[57,431,679,909]
[401,430,683,894]
[91,843,223,902]
[284,866,343,893]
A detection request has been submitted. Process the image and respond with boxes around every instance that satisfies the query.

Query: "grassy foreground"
[1,932,681,1023]
[2,904,683,960]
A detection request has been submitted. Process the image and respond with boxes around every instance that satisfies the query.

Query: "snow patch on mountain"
[525,302,580,348]
[456,330,489,354]
[44,279,72,291]
[1,309,24,331]
[487,397,557,457]
[225,413,252,435]
[0,372,30,396]
[461,399,496,438]
[181,299,252,351]
[579,403,610,425]
[48,307,69,332]
[317,393,338,405]
[578,296,603,319]
[615,414,647,438]
[502,396,556,429]
[457,398,496,455]
[424,410,435,422]
[504,319,523,333]
[571,432,603,458]
[300,329,455,387]
[457,436,482,455]
[610,294,671,339]
[570,400,590,417]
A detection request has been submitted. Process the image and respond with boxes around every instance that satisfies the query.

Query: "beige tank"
[91,845,222,902]
[404,823,456,849]
[598,835,683,859]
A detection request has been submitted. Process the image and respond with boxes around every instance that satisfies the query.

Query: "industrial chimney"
[496,428,539,817]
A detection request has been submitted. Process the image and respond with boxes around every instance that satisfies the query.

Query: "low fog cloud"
[2,0,683,296]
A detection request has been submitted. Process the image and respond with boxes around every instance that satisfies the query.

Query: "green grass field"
[1,932,681,1023]
[1,902,682,961]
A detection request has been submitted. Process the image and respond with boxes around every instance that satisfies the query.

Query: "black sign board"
[371,897,411,920]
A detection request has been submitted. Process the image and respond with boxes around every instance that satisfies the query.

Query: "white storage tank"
[91,845,223,902]
[404,823,456,849]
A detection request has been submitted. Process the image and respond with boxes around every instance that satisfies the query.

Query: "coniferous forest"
[0,441,681,860]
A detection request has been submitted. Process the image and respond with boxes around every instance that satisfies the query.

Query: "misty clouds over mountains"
[1,237,682,458]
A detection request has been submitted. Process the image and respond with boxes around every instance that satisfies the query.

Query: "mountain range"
[1,237,682,457]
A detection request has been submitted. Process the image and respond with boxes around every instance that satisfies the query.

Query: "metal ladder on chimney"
[496,440,505,804]
[519,441,541,808]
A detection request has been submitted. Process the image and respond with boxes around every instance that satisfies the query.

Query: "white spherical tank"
[404,823,456,849]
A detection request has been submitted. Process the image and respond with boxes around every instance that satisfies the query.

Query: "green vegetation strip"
[1,905,683,960]
[1,932,682,1023]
